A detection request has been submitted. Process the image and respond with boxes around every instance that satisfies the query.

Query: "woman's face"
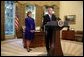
[28,13,32,17]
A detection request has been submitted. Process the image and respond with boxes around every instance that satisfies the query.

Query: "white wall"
[60,1,83,31]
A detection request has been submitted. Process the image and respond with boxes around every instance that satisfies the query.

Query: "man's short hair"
[47,6,54,9]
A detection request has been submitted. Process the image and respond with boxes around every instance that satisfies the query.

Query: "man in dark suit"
[42,7,59,56]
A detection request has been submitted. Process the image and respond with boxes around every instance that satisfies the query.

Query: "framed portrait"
[65,15,76,24]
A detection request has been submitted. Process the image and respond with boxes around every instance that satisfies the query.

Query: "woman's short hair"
[27,11,32,16]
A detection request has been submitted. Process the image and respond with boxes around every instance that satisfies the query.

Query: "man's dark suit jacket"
[42,14,58,30]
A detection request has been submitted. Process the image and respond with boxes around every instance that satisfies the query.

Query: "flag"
[15,16,19,30]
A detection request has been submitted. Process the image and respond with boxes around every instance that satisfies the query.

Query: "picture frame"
[65,15,76,24]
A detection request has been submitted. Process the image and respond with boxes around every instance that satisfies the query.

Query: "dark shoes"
[27,48,32,52]
[24,46,27,48]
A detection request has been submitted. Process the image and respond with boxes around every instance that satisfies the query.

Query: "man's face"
[47,8,53,15]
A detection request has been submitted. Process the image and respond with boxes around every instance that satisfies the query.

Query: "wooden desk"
[23,31,45,48]
[75,31,83,42]
[62,30,75,41]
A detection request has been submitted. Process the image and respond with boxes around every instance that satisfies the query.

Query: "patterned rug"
[1,39,83,56]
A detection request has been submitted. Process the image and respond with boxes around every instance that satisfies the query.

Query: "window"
[5,1,15,35]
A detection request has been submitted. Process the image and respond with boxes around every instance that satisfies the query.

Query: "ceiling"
[17,1,60,7]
